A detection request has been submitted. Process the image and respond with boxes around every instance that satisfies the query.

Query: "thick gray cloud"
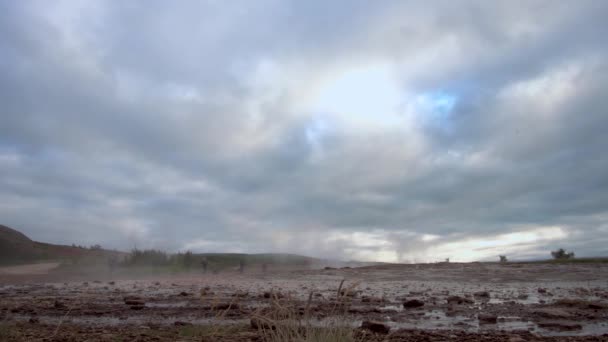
[1,0,607,262]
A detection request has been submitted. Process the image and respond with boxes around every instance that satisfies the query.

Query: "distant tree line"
[121,249,197,268]
[551,248,575,260]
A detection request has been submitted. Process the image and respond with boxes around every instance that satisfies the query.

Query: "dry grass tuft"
[252,280,364,342]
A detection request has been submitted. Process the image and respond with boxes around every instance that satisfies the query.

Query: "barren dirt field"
[1,262,608,341]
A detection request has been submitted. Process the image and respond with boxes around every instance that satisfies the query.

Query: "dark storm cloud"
[1,0,607,261]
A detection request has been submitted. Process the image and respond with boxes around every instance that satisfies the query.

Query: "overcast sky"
[1,0,608,262]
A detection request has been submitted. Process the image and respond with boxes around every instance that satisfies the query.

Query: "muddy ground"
[1,262,608,341]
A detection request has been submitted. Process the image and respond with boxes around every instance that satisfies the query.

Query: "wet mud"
[1,262,607,341]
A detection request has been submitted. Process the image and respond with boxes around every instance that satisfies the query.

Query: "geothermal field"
[1,261,608,341]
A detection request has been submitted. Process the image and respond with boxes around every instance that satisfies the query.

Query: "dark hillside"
[0,224,124,265]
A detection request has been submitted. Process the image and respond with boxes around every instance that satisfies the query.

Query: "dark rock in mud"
[361,296,383,303]
[360,320,390,334]
[262,291,284,299]
[124,296,146,306]
[554,298,607,310]
[474,291,490,298]
[447,295,474,305]
[178,291,190,296]
[403,299,425,308]
[54,300,66,309]
[532,307,573,319]
[173,321,192,326]
[537,320,582,331]
[28,317,40,324]
[478,313,498,324]
[130,305,145,310]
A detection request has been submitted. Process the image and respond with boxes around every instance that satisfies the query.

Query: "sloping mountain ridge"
[0,224,123,265]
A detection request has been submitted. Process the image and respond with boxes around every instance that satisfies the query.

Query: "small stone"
[173,321,192,326]
[447,295,474,305]
[360,321,390,334]
[478,313,498,324]
[537,321,582,331]
[403,299,425,308]
[474,291,490,298]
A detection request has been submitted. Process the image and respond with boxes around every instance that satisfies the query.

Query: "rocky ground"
[1,262,608,341]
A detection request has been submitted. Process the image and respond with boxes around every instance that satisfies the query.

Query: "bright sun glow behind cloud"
[308,64,404,128]
[305,63,460,136]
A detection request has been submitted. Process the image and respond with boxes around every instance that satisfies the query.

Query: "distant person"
[108,255,118,275]
[201,258,208,273]
[262,263,267,273]
[239,259,245,273]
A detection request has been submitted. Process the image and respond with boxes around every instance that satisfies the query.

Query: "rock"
[262,291,284,299]
[447,295,474,305]
[532,308,573,319]
[478,313,498,324]
[554,298,607,310]
[179,291,190,296]
[173,321,192,326]
[474,291,490,298]
[124,299,145,306]
[130,305,145,310]
[54,300,66,309]
[29,317,40,324]
[403,299,425,308]
[537,288,547,294]
[537,321,582,331]
[360,321,390,334]
[361,296,383,303]
[589,302,607,310]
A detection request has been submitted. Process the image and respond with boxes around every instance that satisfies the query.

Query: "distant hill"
[1,224,370,270]
[0,224,124,265]
[0,224,38,264]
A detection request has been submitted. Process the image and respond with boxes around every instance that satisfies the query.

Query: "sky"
[1,0,608,262]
